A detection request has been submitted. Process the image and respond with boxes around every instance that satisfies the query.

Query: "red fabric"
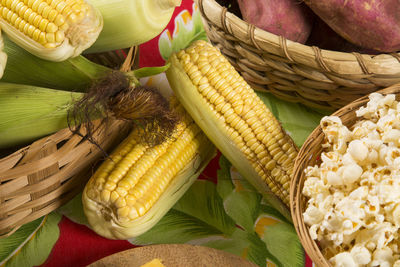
[39,217,134,267]
[138,35,165,68]
[138,0,193,68]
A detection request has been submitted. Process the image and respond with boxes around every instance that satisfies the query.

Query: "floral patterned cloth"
[0,1,324,266]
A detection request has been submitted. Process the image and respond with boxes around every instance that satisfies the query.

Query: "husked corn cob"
[0,0,102,61]
[166,40,298,221]
[82,100,215,239]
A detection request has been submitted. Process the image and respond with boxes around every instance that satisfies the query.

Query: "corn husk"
[0,83,84,148]
[86,0,181,53]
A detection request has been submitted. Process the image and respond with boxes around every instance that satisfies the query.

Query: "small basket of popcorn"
[291,83,400,266]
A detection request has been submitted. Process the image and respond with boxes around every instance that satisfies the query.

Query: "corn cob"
[166,40,298,221]
[0,0,103,61]
[82,100,216,239]
[85,0,181,53]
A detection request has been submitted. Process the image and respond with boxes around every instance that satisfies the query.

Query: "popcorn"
[329,252,357,267]
[321,116,352,153]
[302,176,329,197]
[391,204,400,227]
[341,164,363,184]
[370,247,394,267]
[350,245,371,265]
[347,140,368,162]
[303,206,324,225]
[348,186,368,200]
[302,93,400,266]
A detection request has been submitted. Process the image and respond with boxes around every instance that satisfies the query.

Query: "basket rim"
[290,83,400,266]
[196,0,400,76]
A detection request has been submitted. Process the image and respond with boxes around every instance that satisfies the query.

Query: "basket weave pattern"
[0,119,130,238]
[196,0,400,110]
[290,84,400,266]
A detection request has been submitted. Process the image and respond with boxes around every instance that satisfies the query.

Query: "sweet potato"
[237,0,313,44]
[306,17,379,54]
[304,0,400,52]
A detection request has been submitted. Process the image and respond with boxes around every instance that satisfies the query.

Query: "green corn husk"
[0,60,173,149]
[1,36,109,92]
[0,35,173,149]
[1,37,170,92]
[0,83,84,148]
[85,0,181,53]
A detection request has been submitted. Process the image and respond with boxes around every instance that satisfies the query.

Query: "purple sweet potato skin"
[237,0,314,44]
[304,0,400,52]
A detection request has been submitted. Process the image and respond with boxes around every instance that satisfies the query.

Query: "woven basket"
[196,0,400,111]
[0,119,131,237]
[290,83,400,266]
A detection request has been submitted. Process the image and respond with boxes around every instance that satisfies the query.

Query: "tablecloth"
[0,1,323,266]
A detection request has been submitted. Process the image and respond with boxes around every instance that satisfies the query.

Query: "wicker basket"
[290,83,400,266]
[0,119,131,237]
[196,0,400,111]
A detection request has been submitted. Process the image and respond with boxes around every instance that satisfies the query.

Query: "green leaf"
[192,5,206,35]
[260,204,290,225]
[262,222,305,267]
[216,156,258,200]
[130,209,225,245]
[132,64,170,79]
[0,212,62,267]
[173,180,237,235]
[158,37,173,62]
[246,232,279,267]
[158,7,208,60]
[216,156,283,232]
[256,91,328,147]
[216,156,235,200]
[199,229,250,257]
[57,193,89,227]
[130,180,236,245]
[230,167,259,193]
[224,191,261,233]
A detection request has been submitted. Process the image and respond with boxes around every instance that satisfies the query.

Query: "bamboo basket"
[0,119,131,238]
[290,83,400,266]
[196,0,400,111]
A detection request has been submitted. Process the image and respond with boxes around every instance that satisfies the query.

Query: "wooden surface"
[88,244,258,267]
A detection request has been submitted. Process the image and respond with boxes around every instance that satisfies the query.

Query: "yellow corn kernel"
[100,189,110,203]
[110,191,119,203]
